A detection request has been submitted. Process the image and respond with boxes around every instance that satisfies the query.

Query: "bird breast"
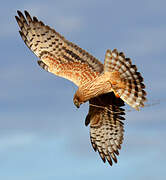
[75,72,116,103]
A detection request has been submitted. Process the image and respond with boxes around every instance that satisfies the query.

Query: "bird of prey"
[15,10,146,166]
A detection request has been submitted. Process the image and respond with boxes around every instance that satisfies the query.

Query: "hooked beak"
[75,103,80,108]
[73,98,81,108]
[74,101,81,108]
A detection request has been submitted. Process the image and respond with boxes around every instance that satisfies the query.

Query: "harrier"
[15,11,146,166]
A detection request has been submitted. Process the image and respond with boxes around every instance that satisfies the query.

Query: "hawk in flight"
[15,11,146,166]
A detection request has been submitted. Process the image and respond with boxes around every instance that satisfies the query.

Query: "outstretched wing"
[85,92,125,166]
[15,11,103,86]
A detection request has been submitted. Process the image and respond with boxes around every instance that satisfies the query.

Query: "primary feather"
[15,10,146,166]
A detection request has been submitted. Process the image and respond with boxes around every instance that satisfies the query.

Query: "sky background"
[1,0,166,179]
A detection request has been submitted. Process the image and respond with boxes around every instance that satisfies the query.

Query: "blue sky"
[1,0,166,179]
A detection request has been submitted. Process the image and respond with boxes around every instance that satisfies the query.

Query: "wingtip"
[107,158,113,166]
[111,154,118,164]
[19,30,23,36]
[85,114,90,126]
[100,154,106,163]
[112,48,118,54]
[33,16,38,22]
[24,10,28,14]
[91,141,97,152]
[17,10,23,17]
[24,10,30,17]
[24,10,32,22]
[17,10,21,14]
[15,15,19,22]
[114,150,119,156]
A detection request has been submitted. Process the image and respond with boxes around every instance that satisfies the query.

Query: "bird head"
[73,95,82,108]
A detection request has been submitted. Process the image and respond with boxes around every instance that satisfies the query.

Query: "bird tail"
[104,49,146,110]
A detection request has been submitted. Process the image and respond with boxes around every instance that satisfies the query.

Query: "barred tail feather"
[104,49,147,110]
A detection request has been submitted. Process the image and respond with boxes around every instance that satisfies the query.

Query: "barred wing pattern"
[104,49,146,110]
[85,92,125,165]
[15,11,146,167]
[15,11,103,86]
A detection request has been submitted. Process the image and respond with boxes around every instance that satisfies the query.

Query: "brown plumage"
[15,10,146,166]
